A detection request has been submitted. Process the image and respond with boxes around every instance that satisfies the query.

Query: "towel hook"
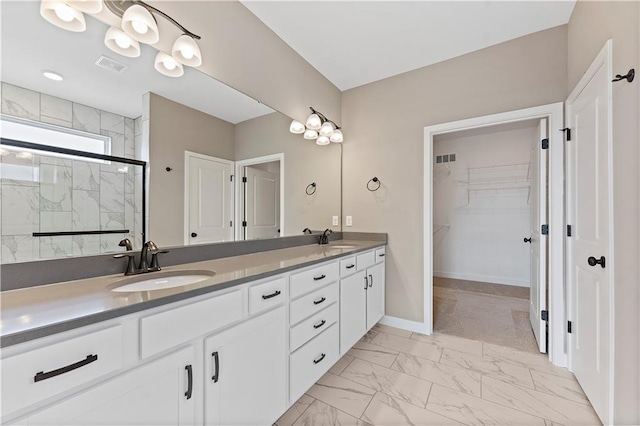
[306,182,317,195]
[612,68,634,83]
[367,177,381,192]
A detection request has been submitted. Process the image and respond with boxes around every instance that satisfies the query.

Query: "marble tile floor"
[434,278,539,353]
[276,324,600,426]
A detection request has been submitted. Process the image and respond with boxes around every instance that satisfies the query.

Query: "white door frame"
[184,150,235,245]
[423,102,566,366]
[234,153,285,240]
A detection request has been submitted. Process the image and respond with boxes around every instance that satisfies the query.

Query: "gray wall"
[234,112,342,235]
[148,93,235,247]
[341,25,568,323]
[568,1,640,423]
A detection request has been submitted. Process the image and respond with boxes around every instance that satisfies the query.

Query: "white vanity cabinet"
[340,248,386,354]
[26,346,197,426]
[204,306,287,426]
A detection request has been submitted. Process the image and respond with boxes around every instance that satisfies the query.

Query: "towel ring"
[306,182,317,195]
[367,177,381,192]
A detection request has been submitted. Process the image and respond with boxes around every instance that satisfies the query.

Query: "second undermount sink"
[111,270,215,293]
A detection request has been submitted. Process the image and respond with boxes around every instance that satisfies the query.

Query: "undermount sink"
[111,270,215,293]
[327,245,357,249]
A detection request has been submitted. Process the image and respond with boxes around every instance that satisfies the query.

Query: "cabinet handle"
[313,274,326,281]
[313,297,326,305]
[185,365,193,400]
[211,351,219,383]
[313,353,326,364]
[346,264,355,269]
[369,274,373,288]
[364,276,368,290]
[378,253,385,257]
[313,319,326,329]
[34,354,98,383]
[262,290,281,300]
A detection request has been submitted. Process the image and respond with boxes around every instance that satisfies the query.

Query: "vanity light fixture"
[290,107,344,145]
[39,0,203,78]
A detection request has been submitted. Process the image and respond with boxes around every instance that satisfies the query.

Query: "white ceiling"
[241,1,576,91]
[1,1,273,123]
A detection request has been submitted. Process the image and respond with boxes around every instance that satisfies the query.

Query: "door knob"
[587,256,606,268]
[191,232,198,238]
[523,237,532,243]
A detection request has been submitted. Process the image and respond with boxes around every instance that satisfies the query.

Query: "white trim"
[234,153,285,241]
[184,151,235,245]
[424,102,566,366]
[378,315,428,334]
[433,272,529,288]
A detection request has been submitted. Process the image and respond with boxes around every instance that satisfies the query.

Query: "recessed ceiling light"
[43,71,64,81]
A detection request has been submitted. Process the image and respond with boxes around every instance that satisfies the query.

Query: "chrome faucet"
[319,229,333,245]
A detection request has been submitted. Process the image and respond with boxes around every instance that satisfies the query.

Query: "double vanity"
[1,239,386,425]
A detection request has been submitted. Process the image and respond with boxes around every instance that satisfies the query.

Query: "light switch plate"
[332,216,339,226]
[346,216,353,227]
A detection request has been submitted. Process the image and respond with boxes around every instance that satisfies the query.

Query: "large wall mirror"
[0,1,341,263]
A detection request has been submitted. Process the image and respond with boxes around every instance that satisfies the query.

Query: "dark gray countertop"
[0,240,385,348]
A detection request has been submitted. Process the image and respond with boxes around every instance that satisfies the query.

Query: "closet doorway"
[423,103,566,366]
[431,119,546,353]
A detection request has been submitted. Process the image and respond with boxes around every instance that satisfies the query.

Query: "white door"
[244,166,280,240]
[366,262,386,330]
[566,41,612,424]
[28,347,196,425]
[186,152,234,244]
[529,118,548,353]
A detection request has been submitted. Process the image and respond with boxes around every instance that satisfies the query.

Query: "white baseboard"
[433,271,529,287]
[378,315,429,334]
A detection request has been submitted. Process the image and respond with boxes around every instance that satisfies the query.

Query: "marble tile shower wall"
[0,82,143,263]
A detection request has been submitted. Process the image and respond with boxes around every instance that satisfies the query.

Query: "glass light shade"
[305,113,322,130]
[289,120,305,134]
[172,35,202,67]
[122,4,159,44]
[319,121,335,137]
[330,129,344,143]
[40,0,86,32]
[303,129,318,140]
[316,136,330,146]
[154,52,184,77]
[67,0,103,13]
[104,27,140,58]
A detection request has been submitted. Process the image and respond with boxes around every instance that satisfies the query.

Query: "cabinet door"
[205,306,287,426]
[27,346,196,426]
[340,270,367,354]
[366,262,385,330]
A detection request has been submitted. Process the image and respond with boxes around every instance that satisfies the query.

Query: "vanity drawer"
[290,303,338,352]
[356,251,375,271]
[2,325,123,417]
[140,290,243,358]
[339,256,357,278]
[375,247,386,263]
[290,324,339,403]
[290,281,338,325]
[290,262,339,299]
[248,277,287,315]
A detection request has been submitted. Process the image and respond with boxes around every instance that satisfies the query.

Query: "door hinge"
[567,321,572,333]
[242,221,247,227]
[560,128,571,141]
[541,310,549,321]
[541,138,549,149]
[541,224,549,235]
[567,225,572,237]
[242,177,247,183]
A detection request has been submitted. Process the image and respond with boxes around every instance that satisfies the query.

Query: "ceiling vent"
[95,55,129,74]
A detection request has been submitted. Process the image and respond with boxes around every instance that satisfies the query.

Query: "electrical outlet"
[332,216,339,226]
[346,216,353,227]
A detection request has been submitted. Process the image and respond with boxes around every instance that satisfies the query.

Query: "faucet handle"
[118,238,133,251]
[149,250,169,271]
[145,240,158,253]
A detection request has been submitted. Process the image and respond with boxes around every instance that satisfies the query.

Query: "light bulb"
[316,136,330,146]
[330,129,344,143]
[181,47,194,59]
[54,3,75,21]
[163,57,177,70]
[289,120,305,134]
[303,129,318,140]
[305,113,322,130]
[319,121,335,137]
[154,51,184,77]
[115,33,131,49]
[131,19,148,34]
[172,35,202,67]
